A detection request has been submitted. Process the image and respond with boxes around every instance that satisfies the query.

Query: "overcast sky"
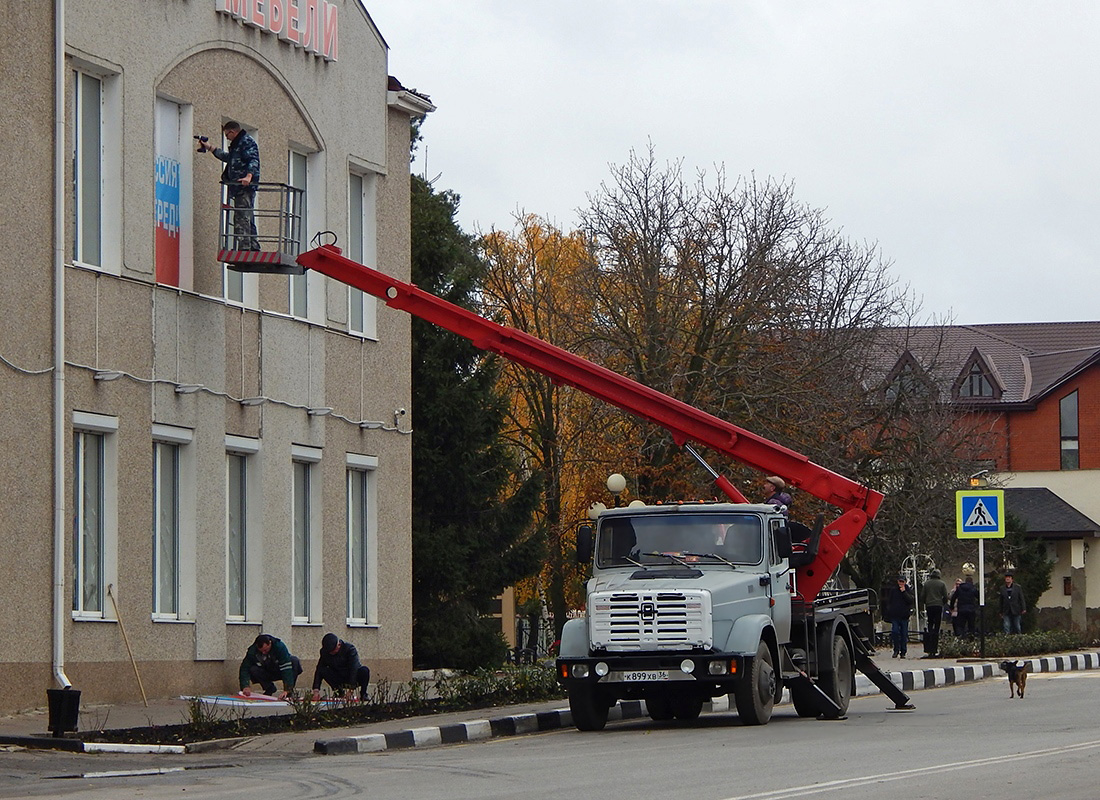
[366,2,1100,325]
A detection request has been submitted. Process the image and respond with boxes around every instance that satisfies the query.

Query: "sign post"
[956,489,1005,659]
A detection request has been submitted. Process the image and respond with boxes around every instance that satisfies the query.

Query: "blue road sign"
[956,490,1006,539]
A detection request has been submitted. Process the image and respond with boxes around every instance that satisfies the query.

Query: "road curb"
[312,651,1100,755]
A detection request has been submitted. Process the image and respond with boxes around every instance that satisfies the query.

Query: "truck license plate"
[617,670,669,682]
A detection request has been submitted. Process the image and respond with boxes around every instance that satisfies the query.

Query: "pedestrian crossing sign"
[956,490,1006,539]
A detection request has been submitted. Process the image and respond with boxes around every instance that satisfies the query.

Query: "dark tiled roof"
[1005,487,1100,539]
[874,322,1100,404]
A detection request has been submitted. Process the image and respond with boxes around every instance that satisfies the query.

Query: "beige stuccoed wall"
[0,4,57,699]
[0,2,419,714]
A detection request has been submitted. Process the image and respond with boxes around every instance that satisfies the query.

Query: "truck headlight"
[680,659,696,674]
[594,662,609,677]
[708,660,728,675]
[571,663,590,679]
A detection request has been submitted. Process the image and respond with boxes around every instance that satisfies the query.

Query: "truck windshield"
[596,513,764,568]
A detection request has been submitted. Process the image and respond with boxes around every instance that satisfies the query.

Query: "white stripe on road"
[721,739,1100,800]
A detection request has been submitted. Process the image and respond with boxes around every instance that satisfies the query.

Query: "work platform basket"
[218,182,305,275]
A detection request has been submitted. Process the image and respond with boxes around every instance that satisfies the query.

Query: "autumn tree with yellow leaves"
[477,148,993,626]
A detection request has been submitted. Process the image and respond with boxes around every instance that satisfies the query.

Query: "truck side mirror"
[576,525,594,565]
[774,524,793,559]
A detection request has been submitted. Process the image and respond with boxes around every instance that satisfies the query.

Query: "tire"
[645,692,675,721]
[734,642,776,725]
[818,635,852,718]
[789,682,820,718]
[569,685,610,731]
[671,694,704,720]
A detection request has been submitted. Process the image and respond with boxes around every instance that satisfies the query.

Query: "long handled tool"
[107,584,148,707]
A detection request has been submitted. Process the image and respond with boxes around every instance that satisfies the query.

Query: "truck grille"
[589,590,712,651]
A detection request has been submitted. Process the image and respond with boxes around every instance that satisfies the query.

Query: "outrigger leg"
[851,636,915,710]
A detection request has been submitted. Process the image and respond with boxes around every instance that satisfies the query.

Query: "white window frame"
[292,444,323,624]
[288,148,325,322]
[71,65,121,274]
[347,169,378,339]
[226,435,263,622]
[152,424,196,622]
[72,412,119,620]
[346,453,379,626]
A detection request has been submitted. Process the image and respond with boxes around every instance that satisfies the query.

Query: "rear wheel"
[569,685,610,731]
[734,642,775,725]
[818,635,852,718]
[789,682,821,717]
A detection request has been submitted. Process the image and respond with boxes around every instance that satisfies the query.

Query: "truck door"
[769,519,792,643]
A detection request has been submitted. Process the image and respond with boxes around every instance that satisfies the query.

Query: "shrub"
[936,629,1091,659]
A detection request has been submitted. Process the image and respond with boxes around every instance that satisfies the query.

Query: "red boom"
[297,245,884,599]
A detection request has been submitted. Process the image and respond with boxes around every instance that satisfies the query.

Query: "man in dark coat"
[952,575,980,638]
[311,633,372,700]
[883,575,916,658]
[999,572,1027,634]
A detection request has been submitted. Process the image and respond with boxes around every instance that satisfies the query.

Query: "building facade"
[0,0,431,715]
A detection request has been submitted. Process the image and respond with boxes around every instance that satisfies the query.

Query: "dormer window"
[961,362,994,397]
[953,348,1002,401]
[883,352,936,402]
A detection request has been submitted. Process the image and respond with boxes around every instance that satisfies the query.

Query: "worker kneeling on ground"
[311,633,372,701]
[239,633,303,698]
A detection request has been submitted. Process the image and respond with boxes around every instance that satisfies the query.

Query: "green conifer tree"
[409,175,544,670]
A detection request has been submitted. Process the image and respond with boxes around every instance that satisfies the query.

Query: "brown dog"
[999,660,1028,698]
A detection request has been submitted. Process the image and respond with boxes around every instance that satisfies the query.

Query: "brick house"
[881,322,1100,632]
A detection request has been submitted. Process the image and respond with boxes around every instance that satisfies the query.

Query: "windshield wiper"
[681,551,738,568]
[640,551,691,567]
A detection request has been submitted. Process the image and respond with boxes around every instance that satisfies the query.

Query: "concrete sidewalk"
[4,648,1098,756]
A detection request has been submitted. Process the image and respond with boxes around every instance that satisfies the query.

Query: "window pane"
[226,267,244,304]
[1060,391,1078,437]
[1061,441,1080,470]
[349,173,365,332]
[348,469,367,620]
[349,174,364,262]
[75,72,102,265]
[293,461,310,618]
[74,432,104,612]
[154,443,179,615]
[227,454,246,617]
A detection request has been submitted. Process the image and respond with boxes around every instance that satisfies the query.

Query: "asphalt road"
[3,671,1098,799]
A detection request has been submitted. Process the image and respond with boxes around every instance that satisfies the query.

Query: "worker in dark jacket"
[311,633,372,701]
[883,575,916,659]
[201,120,261,250]
[239,634,302,698]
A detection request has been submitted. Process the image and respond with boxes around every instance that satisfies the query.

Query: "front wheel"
[734,642,775,725]
[645,691,675,721]
[569,685,610,731]
[671,694,704,720]
[818,635,852,718]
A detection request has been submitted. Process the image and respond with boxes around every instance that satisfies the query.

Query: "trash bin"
[46,688,80,737]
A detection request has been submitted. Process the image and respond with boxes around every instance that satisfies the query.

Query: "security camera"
[395,408,407,417]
